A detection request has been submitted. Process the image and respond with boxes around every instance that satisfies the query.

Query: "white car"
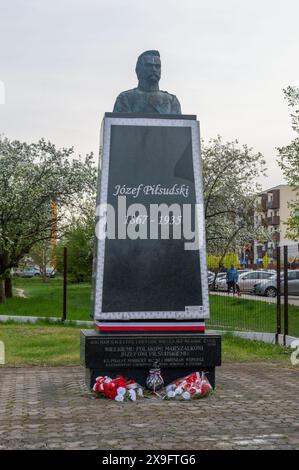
[13,267,41,277]
[215,270,276,292]
[208,272,227,290]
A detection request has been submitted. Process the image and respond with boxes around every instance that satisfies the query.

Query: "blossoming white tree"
[0,136,96,302]
[277,86,299,240]
[203,136,268,268]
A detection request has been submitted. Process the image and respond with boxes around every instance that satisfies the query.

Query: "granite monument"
[81,50,221,390]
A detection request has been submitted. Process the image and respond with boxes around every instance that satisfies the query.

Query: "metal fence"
[278,244,299,341]
[207,245,299,342]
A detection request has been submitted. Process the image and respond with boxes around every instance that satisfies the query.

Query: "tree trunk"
[0,279,5,304]
[5,276,13,298]
[41,265,48,283]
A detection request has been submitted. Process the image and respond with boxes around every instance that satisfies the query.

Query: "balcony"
[258,194,267,211]
[267,215,280,225]
[266,189,280,209]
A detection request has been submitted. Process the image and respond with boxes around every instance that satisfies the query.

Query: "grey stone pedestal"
[80,329,221,390]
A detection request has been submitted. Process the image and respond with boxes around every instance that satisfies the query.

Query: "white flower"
[117,387,126,396]
[115,395,124,402]
[128,389,137,401]
[182,391,191,400]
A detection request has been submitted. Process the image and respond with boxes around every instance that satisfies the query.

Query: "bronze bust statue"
[113,50,181,114]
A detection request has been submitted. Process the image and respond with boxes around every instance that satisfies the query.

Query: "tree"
[29,241,53,282]
[277,86,299,240]
[207,253,240,270]
[222,253,240,269]
[207,254,220,270]
[202,136,268,268]
[56,200,95,282]
[0,136,97,302]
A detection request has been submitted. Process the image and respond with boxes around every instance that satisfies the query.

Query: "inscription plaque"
[81,330,221,369]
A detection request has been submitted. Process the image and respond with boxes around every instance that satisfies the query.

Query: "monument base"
[80,329,221,390]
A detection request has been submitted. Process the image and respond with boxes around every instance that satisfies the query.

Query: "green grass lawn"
[0,278,298,337]
[0,322,295,367]
[208,294,299,337]
[0,277,92,321]
[0,322,81,365]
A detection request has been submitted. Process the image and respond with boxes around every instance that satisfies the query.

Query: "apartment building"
[254,184,298,262]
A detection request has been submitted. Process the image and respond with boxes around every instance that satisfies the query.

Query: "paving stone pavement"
[0,363,298,450]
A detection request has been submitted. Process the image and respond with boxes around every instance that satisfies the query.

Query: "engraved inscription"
[86,335,221,369]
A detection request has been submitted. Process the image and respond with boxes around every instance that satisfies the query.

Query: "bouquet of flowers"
[93,375,144,402]
[165,371,212,400]
[92,371,212,402]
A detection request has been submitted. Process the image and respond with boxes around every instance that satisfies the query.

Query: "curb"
[0,315,93,327]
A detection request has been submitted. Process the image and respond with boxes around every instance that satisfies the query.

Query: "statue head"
[135,50,161,86]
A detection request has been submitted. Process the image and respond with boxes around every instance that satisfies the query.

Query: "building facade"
[254,184,298,262]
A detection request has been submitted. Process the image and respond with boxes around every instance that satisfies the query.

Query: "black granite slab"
[81,330,221,369]
[100,123,203,314]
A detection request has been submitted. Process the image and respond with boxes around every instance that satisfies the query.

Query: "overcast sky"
[1,0,299,189]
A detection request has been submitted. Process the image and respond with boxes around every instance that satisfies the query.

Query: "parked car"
[40,267,56,278]
[13,267,41,277]
[237,269,251,275]
[208,272,227,290]
[13,266,56,278]
[253,270,299,297]
[215,270,276,292]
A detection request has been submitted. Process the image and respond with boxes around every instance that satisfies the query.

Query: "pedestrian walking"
[226,264,239,295]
